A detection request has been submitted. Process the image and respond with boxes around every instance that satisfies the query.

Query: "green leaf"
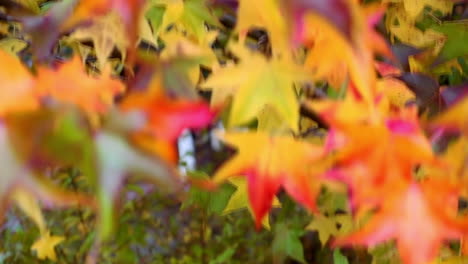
[431,23,468,61]
[333,249,349,264]
[272,223,306,264]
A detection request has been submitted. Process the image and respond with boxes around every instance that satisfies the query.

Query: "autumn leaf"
[330,118,435,209]
[0,49,39,115]
[223,177,281,229]
[396,0,453,21]
[288,0,378,105]
[235,0,291,56]
[311,97,435,209]
[384,5,447,48]
[159,30,219,86]
[213,131,328,228]
[272,222,306,264]
[333,180,466,264]
[431,23,468,62]
[307,213,352,246]
[31,231,65,261]
[13,190,65,262]
[148,0,219,43]
[69,11,128,70]
[200,44,310,131]
[36,56,125,117]
[0,38,28,55]
[423,136,468,194]
[377,78,416,108]
[302,3,391,90]
[119,80,214,142]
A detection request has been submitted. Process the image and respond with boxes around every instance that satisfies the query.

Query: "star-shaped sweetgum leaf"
[333,180,468,264]
[213,131,329,228]
[223,177,281,229]
[327,113,435,210]
[31,231,64,261]
[200,45,310,132]
[36,56,125,117]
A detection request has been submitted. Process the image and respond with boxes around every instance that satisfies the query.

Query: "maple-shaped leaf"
[69,11,128,70]
[31,231,65,261]
[36,56,125,117]
[234,0,291,56]
[287,0,378,104]
[272,222,306,264]
[159,30,219,85]
[213,131,328,228]
[200,44,310,131]
[223,177,281,229]
[0,49,39,115]
[148,0,219,43]
[333,180,466,264]
[311,98,435,208]
[332,118,434,209]
[64,0,146,44]
[307,213,353,246]
[401,0,453,20]
[384,4,447,48]
[302,4,391,91]
[13,190,66,262]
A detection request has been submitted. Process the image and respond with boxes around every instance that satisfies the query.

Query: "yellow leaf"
[139,15,158,47]
[235,0,291,56]
[213,131,327,227]
[385,4,448,47]
[257,105,292,133]
[159,0,184,34]
[223,177,280,229]
[377,78,415,108]
[307,213,353,246]
[402,0,453,20]
[31,231,65,261]
[201,44,309,131]
[302,10,376,107]
[0,38,28,55]
[69,11,128,70]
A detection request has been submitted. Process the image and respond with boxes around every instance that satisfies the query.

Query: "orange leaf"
[334,180,465,264]
[36,57,125,115]
[0,50,39,115]
[120,90,214,143]
[213,131,328,228]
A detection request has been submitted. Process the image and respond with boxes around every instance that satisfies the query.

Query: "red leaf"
[334,180,466,264]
